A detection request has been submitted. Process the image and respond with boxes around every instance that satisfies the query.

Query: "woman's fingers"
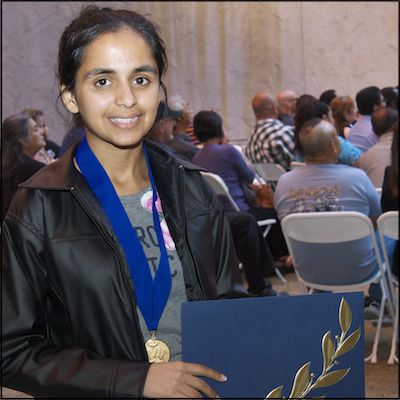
[142,361,226,398]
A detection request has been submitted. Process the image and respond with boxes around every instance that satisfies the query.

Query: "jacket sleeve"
[1,213,150,398]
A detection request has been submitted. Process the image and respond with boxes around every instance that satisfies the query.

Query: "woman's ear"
[61,86,79,114]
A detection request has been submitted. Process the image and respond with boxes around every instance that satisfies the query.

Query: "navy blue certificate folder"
[182,292,365,398]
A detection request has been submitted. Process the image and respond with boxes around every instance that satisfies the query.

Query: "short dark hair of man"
[355,86,383,115]
[381,86,399,110]
[193,110,224,142]
[319,89,337,106]
[371,107,399,137]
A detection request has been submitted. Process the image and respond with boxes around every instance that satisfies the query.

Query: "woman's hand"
[143,360,227,398]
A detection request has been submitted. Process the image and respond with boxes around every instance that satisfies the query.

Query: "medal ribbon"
[75,138,172,331]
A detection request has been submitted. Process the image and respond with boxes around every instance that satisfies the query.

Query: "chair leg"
[388,288,399,365]
[274,267,287,284]
[365,293,387,364]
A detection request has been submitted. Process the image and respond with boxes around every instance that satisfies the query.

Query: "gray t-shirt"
[120,187,187,361]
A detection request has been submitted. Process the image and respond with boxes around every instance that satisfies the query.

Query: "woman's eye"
[95,78,111,87]
[134,77,150,86]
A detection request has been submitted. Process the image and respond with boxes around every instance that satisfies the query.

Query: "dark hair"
[381,86,399,110]
[21,108,44,121]
[294,99,331,153]
[1,114,31,171]
[193,111,224,142]
[295,94,317,113]
[371,107,399,136]
[57,5,168,127]
[319,89,337,106]
[389,121,398,198]
[355,86,383,115]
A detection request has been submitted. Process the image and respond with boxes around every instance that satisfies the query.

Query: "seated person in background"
[192,109,290,264]
[222,206,284,297]
[348,86,385,153]
[276,89,297,126]
[294,98,361,167]
[166,98,199,161]
[21,108,60,160]
[319,89,337,106]
[381,86,399,111]
[274,119,395,312]
[146,101,192,160]
[330,95,358,138]
[2,114,46,220]
[245,90,295,171]
[360,107,398,187]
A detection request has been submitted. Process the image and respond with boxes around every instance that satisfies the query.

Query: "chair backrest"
[281,211,384,290]
[377,211,399,241]
[252,163,286,182]
[199,171,240,211]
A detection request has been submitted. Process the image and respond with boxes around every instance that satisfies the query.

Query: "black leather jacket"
[2,140,246,398]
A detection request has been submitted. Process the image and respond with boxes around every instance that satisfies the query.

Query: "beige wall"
[2,1,398,143]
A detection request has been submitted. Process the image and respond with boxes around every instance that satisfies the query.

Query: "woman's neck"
[85,137,150,196]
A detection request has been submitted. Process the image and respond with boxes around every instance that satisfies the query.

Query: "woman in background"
[21,107,60,160]
[330,95,358,138]
[1,113,46,219]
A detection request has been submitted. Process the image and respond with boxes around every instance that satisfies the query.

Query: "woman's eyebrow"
[84,65,158,79]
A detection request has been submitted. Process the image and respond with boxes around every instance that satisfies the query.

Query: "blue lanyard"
[75,138,172,331]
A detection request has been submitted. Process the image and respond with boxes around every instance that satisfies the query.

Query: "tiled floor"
[1,271,398,399]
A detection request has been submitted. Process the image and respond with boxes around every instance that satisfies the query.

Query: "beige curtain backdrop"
[2,1,398,144]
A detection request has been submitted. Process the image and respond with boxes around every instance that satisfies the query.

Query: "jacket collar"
[20,139,202,191]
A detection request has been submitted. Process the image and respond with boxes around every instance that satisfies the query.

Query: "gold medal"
[145,332,171,363]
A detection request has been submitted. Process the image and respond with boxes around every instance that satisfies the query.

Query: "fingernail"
[221,374,228,382]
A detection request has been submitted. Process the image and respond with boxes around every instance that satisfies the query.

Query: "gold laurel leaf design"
[339,297,351,336]
[265,385,283,399]
[312,368,350,389]
[288,361,312,398]
[322,330,334,372]
[264,297,360,399]
[334,327,361,359]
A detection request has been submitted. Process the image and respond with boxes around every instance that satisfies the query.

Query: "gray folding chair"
[281,211,394,363]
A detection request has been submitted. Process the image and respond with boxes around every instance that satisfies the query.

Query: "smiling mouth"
[109,116,140,128]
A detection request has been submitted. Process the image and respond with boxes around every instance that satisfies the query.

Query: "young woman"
[1,113,46,220]
[21,107,61,159]
[330,95,358,138]
[2,5,246,398]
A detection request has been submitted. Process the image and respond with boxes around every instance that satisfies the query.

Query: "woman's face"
[62,28,160,150]
[35,114,49,140]
[21,118,46,155]
[344,107,357,124]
